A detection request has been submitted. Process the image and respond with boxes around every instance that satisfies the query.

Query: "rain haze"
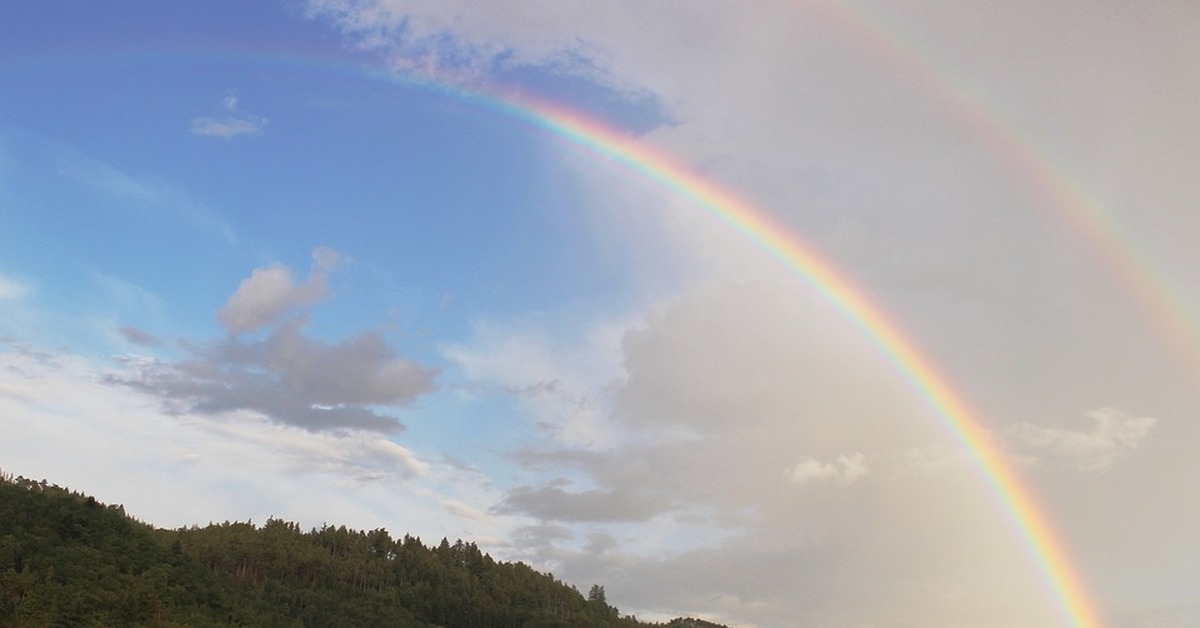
[2,2,1198,626]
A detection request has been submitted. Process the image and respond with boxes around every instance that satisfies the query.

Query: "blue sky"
[4,2,1200,627]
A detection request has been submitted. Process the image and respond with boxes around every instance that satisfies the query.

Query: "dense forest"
[0,472,730,627]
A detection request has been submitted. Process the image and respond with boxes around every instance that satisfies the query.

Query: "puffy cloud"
[480,279,1079,626]
[1010,407,1157,472]
[117,248,436,433]
[118,318,435,433]
[191,90,267,139]
[785,452,869,486]
[217,247,341,334]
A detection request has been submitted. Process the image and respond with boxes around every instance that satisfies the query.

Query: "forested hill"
[0,472,731,627]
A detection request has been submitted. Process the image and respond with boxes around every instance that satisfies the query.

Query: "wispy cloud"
[495,483,670,523]
[191,90,267,139]
[56,145,237,242]
[0,271,28,301]
[1010,407,1157,472]
[301,0,666,126]
[785,452,869,486]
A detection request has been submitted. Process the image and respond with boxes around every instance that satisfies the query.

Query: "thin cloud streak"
[191,90,267,139]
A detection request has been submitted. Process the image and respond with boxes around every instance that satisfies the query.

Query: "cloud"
[443,315,628,448]
[116,248,436,433]
[118,317,435,433]
[191,90,267,139]
[495,483,670,523]
[304,0,593,83]
[301,0,668,126]
[471,278,1080,625]
[117,325,161,348]
[218,246,342,334]
[53,145,237,242]
[0,272,27,300]
[785,452,869,486]
[0,344,458,535]
[1010,407,1157,471]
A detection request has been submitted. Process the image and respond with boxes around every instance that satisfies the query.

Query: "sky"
[2,2,1199,626]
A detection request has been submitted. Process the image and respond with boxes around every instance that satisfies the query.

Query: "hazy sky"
[2,2,1199,627]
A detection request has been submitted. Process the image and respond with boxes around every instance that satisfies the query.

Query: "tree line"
[0,472,730,627]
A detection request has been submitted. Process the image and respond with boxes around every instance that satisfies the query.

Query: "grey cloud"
[115,250,436,433]
[118,325,161,348]
[495,484,670,523]
[510,523,574,557]
[583,531,618,555]
[118,318,436,433]
[503,379,561,397]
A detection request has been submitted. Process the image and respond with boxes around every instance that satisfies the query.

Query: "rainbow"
[10,44,1105,627]
[816,0,1200,382]
[488,92,1102,628]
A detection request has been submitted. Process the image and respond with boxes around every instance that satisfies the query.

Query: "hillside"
[0,472,729,627]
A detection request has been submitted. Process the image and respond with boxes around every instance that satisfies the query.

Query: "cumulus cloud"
[118,317,435,433]
[1010,407,1157,472]
[218,246,341,334]
[479,279,1075,625]
[785,452,869,486]
[191,90,267,139]
[117,248,436,433]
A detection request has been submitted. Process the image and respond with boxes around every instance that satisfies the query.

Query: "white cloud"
[218,246,342,334]
[443,313,629,448]
[0,271,27,300]
[1011,407,1157,472]
[191,90,267,139]
[0,342,517,548]
[785,452,869,486]
[55,146,237,242]
[304,0,622,88]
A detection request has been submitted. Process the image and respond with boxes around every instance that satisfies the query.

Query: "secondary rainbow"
[816,0,1200,382]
